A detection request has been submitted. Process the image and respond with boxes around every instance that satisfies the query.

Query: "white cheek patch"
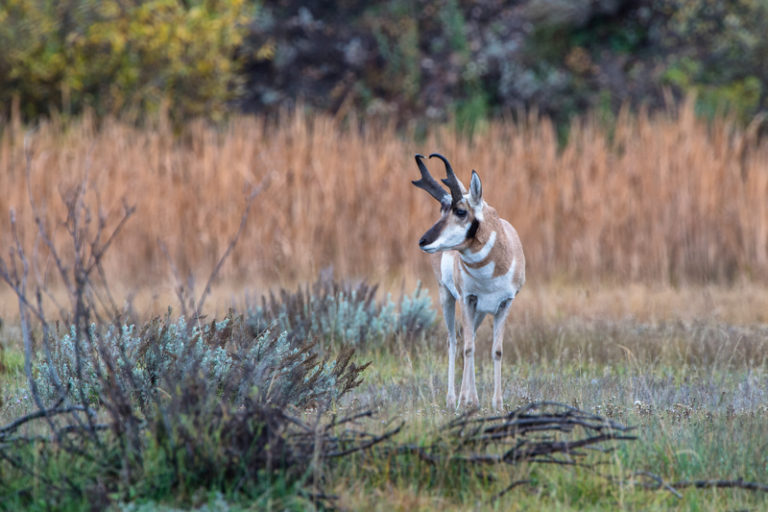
[422,223,469,252]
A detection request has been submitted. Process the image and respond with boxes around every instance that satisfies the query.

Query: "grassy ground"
[328,297,768,511]
[3,105,768,509]
[2,285,768,510]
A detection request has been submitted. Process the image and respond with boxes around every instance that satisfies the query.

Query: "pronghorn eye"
[455,208,467,218]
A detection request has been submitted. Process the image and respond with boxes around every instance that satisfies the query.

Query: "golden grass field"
[1,98,767,298]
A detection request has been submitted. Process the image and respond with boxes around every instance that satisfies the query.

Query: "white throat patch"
[460,230,497,263]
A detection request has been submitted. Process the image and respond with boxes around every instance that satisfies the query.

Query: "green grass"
[0,331,27,423]
[327,317,768,510]
[2,312,768,510]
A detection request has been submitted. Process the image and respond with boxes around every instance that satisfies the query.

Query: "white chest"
[460,258,520,314]
[439,251,520,314]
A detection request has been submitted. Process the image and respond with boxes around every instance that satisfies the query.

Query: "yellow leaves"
[97,1,120,18]
[256,39,276,61]
[175,24,191,43]
[110,30,127,54]
[1,0,250,121]
[196,59,215,75]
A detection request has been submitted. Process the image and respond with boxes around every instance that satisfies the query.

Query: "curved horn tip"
[428,153,447,160]
[414,153,426,160]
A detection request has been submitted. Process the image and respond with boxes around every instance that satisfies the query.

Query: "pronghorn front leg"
[458,295,480,408]
[439,285,457,408]
[491,298,513,411]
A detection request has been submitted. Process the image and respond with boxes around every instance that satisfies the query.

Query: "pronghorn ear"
[469,170,483,207]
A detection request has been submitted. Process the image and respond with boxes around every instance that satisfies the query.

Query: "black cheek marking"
[467,219,480,239]
[420,217,447,246]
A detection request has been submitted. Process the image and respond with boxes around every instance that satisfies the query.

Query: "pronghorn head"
[412,153,484,253]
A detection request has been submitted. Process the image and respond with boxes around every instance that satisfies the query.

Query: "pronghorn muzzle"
[418,217,447,249]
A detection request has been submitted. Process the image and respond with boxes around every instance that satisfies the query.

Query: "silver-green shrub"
[247,278,436,349]
[35,313,361,409]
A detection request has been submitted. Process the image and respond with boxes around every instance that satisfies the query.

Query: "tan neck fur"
[459,206,514,278]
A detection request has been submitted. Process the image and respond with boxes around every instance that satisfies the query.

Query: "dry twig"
[631,470,768,498]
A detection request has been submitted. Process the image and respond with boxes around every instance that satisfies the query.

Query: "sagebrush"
[2,308,373,508]
[247,275,436,350]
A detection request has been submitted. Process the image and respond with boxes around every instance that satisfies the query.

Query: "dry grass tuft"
[1,99,767,294]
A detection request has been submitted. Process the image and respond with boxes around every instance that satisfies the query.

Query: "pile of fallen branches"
[390,402,768,502]
[629,471,768,499]
[398,402,637,467]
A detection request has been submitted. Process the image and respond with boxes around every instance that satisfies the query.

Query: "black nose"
[419,237,428,247]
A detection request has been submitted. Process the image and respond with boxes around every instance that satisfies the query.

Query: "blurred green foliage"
[361,0,489,134]
[366,2,422,106]
[516,0,767,130]
[660,0,768,122]
[0,0,251,121]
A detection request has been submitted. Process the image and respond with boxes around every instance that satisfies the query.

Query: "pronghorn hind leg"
[491,298,513,411]
[458,295,480,408]
[439,285,457,408]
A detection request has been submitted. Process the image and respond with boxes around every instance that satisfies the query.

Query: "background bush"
[240,0,768,131]
[247,274,436,351]
[0,0,250,121]
[659,0,768,122]
[3,0,767,128]
[4,303,374,508]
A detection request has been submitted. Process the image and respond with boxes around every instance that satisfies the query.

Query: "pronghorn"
[412,153,525,410]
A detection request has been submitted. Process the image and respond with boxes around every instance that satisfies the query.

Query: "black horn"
[412,154,450,206]
[429,153,463,205]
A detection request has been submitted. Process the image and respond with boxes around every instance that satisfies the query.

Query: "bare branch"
[159,240,192,318]
[84,200,136,276]
[631,470,768,497]
[194,173,271,317]
[0,405,96,438]
[323,420,405,458]
[671,478,768,493]
[25,141,74,298]
[8,209,59,435]
[489,479,533,502]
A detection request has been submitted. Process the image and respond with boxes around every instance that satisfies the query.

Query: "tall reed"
[1,99,766,289]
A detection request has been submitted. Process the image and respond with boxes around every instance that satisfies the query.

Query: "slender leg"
[458,295,480,408]
[492,299,513,411]
[473,309,486,334]
[439,286,457,408]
